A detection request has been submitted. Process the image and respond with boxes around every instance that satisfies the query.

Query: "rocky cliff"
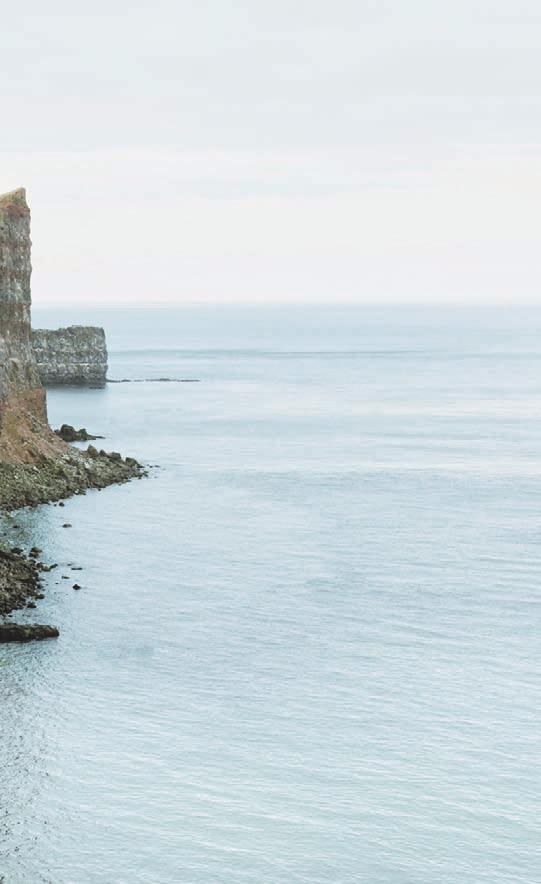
[0,188,54,462]
[0,188,145,623]
[32,326,108,386]
[0,187,142,488]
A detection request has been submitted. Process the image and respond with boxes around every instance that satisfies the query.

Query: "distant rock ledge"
[32,325,108,387]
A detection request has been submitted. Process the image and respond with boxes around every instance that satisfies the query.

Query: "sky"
[1,1,540,306]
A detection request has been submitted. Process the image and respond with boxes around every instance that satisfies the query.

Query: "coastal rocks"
[0,448,146,509]
[0,543,62,638]
[0,545,42,615]
[0,623,59,643]
[54,424,103,442]
[32,326,108,387]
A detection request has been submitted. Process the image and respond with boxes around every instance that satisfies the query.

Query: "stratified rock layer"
[0,189,51,461]
[32,325,108,386]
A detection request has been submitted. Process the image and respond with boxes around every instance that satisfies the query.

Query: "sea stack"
[32,325,108,387]
[0,188,53,461]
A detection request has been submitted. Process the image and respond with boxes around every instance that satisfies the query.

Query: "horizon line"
[32,299,539,310]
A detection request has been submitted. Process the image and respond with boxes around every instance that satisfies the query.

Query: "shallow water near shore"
[1,305,540,883]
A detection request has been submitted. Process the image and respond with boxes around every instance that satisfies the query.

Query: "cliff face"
[32,326,108,387]
[0,189,55,462]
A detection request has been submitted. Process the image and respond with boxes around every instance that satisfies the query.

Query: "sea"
[1,304,540,883]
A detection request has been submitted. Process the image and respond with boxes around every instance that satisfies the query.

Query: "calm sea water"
[1,305,540,883]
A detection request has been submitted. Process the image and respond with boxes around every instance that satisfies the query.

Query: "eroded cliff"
[0,188,59,462]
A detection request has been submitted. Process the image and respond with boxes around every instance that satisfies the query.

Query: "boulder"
[0,623,59,642]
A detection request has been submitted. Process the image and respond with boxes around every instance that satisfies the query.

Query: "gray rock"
[32,326,108,387]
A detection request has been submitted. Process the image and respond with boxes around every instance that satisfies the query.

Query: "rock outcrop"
[0,623,59,642]
[32,325,108,386]
[54,424,103,442]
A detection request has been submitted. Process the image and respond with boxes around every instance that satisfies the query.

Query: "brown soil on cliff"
[0,390,61,463]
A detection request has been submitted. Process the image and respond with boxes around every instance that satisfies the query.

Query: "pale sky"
[2,1,540,305]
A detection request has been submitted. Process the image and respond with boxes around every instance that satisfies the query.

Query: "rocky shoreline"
[0,442,146,638]
[0,545,44,617]
[0,445,145,510]
[0,537,62,642]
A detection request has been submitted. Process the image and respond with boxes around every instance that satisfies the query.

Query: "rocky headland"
[0,188,145,635]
